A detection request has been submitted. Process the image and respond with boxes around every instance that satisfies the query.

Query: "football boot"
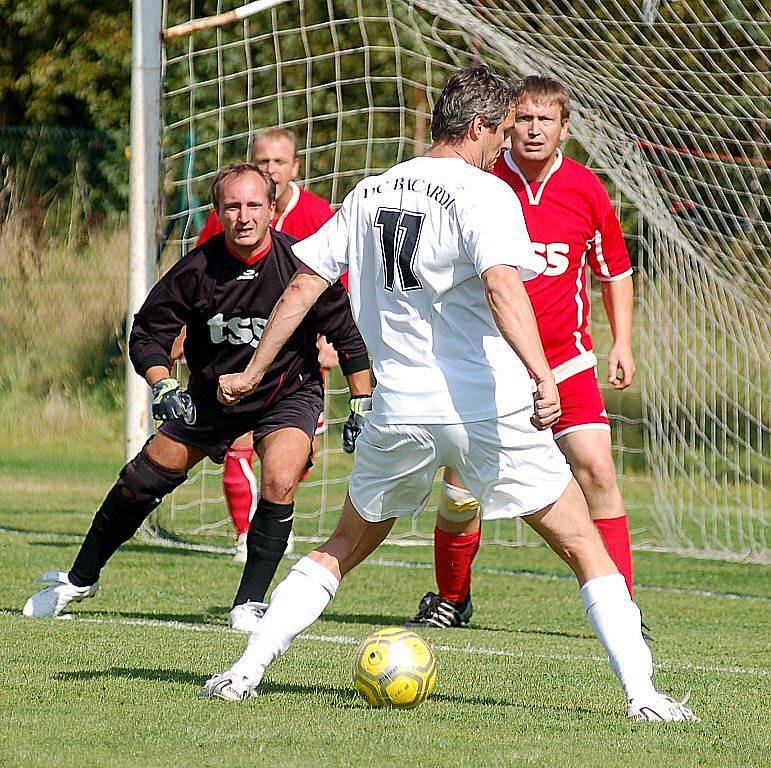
[405,591,472,628]
[228,600,268,632]
[628,691,699,722]
[23,571,99,618]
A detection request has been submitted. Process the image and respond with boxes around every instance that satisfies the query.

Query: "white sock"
[231,556,339,681]
[581,573,656,701]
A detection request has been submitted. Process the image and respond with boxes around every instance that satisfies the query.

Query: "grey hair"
[431,65,519,144]
[210,162,277,210]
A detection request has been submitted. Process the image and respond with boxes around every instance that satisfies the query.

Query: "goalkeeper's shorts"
[348,407,571,524]
[159,382,322,464]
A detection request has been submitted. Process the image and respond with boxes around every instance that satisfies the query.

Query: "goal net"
[151,0,769,562]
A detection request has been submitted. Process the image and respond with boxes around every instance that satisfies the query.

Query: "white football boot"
[202,670,261,701]
[228,600,268,632]
[23,571,99,618]
[233,533,248,564]
[628,691,700,722]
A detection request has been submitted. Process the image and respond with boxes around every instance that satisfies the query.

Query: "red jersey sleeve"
[196,210,223,246]
[587,182,632,281]
[289,189,334,239]
[312,197,334,229]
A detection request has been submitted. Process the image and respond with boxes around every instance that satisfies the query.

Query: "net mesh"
[155,0,769,561]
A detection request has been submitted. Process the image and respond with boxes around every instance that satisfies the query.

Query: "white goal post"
[130,0,769,562]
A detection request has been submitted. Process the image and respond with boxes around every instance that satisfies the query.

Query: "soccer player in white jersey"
[407,75,639,630]
[202,66,697,722]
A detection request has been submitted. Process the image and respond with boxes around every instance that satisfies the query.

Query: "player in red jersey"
[408,75,638,628]
[194,129,341,564]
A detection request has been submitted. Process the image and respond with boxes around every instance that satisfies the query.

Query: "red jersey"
[197,182,334,245]
[493,149,632,381]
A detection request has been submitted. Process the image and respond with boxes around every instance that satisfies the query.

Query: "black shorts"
[159,382,323,464]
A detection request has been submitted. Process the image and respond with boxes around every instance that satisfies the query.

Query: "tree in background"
[0,1,131,232]
[0,0,129,128]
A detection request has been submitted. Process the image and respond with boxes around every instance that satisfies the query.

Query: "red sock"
[594,515,634,596]
[434,526,481,603]
[222,447,257,536]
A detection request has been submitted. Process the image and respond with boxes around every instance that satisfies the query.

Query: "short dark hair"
[431,65,518,144]
[210,162,277,209]
[519,75,571,121]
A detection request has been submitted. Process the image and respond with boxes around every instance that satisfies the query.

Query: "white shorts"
[348,408,572,523]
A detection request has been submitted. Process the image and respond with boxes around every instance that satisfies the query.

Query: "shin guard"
[232,499,294,607]
[69,447,187,587]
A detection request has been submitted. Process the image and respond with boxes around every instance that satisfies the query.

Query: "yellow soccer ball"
[352,627,437,709]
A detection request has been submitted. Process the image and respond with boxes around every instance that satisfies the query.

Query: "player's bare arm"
[144,365,172,387]
[481,265,560,429]
[218,264,329,404]
[601,275,635,389]
[342,369,371,397]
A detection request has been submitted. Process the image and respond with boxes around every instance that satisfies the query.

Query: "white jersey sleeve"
[459,174,543,281]
[291,190,353,283]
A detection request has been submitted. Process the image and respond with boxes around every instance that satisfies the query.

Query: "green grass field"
[1,428,770,767]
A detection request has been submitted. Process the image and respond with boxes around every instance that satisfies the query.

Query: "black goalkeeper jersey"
[129,230,368,415]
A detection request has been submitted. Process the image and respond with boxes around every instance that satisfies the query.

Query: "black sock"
[232,498,293,607]
[68,452,187,587]
[68,485,157,587]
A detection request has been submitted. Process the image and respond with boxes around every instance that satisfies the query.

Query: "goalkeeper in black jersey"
[22,163,372,628]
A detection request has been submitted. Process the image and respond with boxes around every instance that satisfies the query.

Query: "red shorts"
[552,367,610,441]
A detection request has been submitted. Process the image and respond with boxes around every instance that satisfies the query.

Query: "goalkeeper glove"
[151,378,196,425]
[342,395,372,453]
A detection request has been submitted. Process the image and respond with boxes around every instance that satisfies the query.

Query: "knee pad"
[83,447,188,556]
[116,445,188,507]
[439,480,480,523]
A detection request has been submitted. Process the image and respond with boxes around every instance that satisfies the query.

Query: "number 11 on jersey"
[374,207,425,292]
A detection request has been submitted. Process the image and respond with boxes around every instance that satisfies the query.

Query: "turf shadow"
[320,611,409,627]
[230,681,605,716]
[0,523,85,536]
[237,678,591,713]
[0,607,229,625]
[54,667,208,686]
[125,611,223,624]
[50,667,608,716]
[103,609,227,629]
[75,608,229,625]
[51,669,362,703]
[321,611,592,640]
[259,680,361,702]
[0,605,230,630]
[474,625,593,640]
[27,540,228,560]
